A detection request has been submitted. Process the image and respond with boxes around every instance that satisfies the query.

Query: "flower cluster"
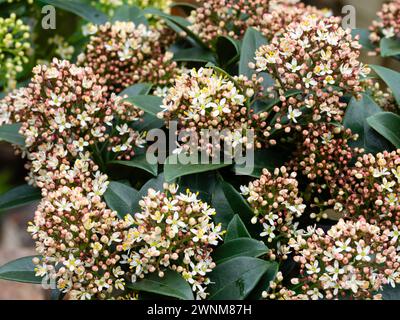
[288,124,361,221]
[188,0,305,46]
[258,2,332,41]
[1,59,145,188]
[337,150,400,227]
[160,67,267,155]
[120,183,224,299]
[369,0,400,54]
[29,154,132,300]
[240,167,305,260]
[270,219,400,300]
[255,15,369,143]
[78,21,178,96]
[0,13,31,91]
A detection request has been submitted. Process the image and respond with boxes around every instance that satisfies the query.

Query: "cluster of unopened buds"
[78,21,178,96]
[336,150,400,228]
[240,167,305,260]
[369,0,400,55]
[288,123,361,221]
[29,154,132,300]
[267,219,400,300]
[254,15,369,145]
[160,67,268,155]
[188,0,324,46]
[0,13,31,91]
[120,183,224,299]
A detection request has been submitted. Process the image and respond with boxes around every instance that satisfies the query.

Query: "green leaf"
[39,0,108,24]
[343,93,392,153]
[164,155,230,182]
[233,148,291,177]
[367,112,400,148]
[0,184,41,213]
[380,37,400,58]
[212,181,255,231]
[103,181,138,218]
[216,36,240,67]
[208,257,276,300]
[351,28,375,51]
[127,269,194,300]
[124,95,163,116]
[109,154,158,176]
[0,123,25,146]
[119,83,153,97]
[173,46,217,64]
[0,256,41,284]
[132,112,164,131]
[239,28,268,78]
[143,8,208,49]
[213,238,268,264]
[225,215,251,241]
[380,285,400,300]
[112,5,148,25]
[370,64,400,107]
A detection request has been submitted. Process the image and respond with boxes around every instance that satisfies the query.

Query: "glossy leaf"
[213,238,268,264]
[343,94,392,153]
[380,37,400,58]
[371,64,400,107]
[216,36,240,67]
[112,5,148,25]
[127,270,194,300]
[225,215,251,241]
[239,28,268,78]
[0,256,41,284]
[208,257,276,300]
[173,46,217,64]
[164,155,230,182]
[109,154,158,176]
[39,0,108,24]
[351,28,375,51]
[124,95,163,116]
[0,184,41,212]
[0,123,25,146]
[367,112,400,148]
[119,83,152,97]
[212,181,255,230]
[104,181,138,218]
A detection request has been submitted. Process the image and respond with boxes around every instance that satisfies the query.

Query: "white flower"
[334,238,352,253]
[389,225,400,243]
[210,98,230,117]
[73,138,89,152]
[305,260,320,275]
[166,212,187,237]
[285,58,302,73]
[325,260,344,280]
[116,123,130,135]
[49,92,65,107]
[63,254,81,272]
[355,244,371,262]
[303,72,317,88]
[381,178,395,192]
[240,185,250,196]
[82,23,98,36]
[382,27,396,39]
[260,223,276,239]
[287,106,302,123]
